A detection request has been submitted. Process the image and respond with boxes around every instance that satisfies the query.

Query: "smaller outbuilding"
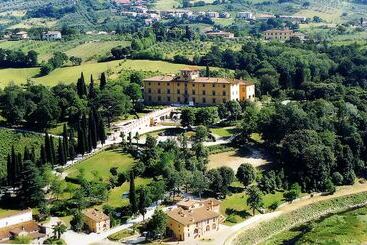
[82,208,110,233]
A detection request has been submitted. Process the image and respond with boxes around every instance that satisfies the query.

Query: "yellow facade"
[82,209,110,234]
[168,215,220,241]
[143,68,255,106]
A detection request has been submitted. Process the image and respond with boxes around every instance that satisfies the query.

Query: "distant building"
[279,15,307,23]
[167,198,222,241]
[256,13,275,20]
[263,29,306,41]
[206,30,234,39]
[82,209,110,233]
[0,209,44,243]
[42,31,62,41]
[237,12,255,20]
[206,12,219,18]
[10,31,28,40]
[114,0,131,5]
[143,67,255,105]
[219,12,230,18]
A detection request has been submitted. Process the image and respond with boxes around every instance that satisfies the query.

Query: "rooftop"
[0,221,40,241]
[167,207,219,226]
[83,209,109,222]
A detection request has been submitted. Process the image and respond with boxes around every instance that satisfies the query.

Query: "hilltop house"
[0,209,44,243]
[167,198,222,241]
[10,31,28,40]
[143,67,255,106]
[82,208,110,233]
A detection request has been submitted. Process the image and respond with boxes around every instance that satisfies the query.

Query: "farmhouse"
[237,12,255,20]
[10,31,28,40]
[0,209,44,242]
[167,198,222,241]
[42,31,62,41]
[263,29,306,41]
[143,68,255,105]
[206,30,235,39]
[82,208,110,233]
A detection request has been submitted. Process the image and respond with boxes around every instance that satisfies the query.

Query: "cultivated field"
[0,59,204,87]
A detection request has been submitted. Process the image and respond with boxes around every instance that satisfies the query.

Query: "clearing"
[208,147,270,171]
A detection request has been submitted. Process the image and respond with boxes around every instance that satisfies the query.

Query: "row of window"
[147,96,226,104]
[147,82,227,88]
[150,88,229,96]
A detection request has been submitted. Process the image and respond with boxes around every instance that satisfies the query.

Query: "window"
[158,82,160,86]
[148,96,151,101]
[223,84,225,88]
[167,82,170,86]
[212,98,216,103]
[167,96,171,102]
[212,91,216,96]
[177,89,180,94]
[212,84,215,88]
[177,83,180,86]
[202,84,205,87]
[158,89,161,94]
[192,90,195,95]
[158,96,161,101]
[223,98,226,103]
[223,91,226,96]
[192,84,195,87]
[148,82,151,85]
[202,91,206,95]
[148,88,151,93]
[167,89,170,94]
[178,97,181,102]
[193,98,196,103]
[202,98,206,103]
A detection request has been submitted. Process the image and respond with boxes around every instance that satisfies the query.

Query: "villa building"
[263,29,306,41]
[0,209,44,242]
[143,68,255,105]
[82,209,110,233]
[167,198,222,241]
[42,31,62,41]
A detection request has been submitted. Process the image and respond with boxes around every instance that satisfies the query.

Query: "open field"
[208,147,270,171]
[266,206,367,244]
[154,0,180,10]
[210,127,238,137]
[66,149,135,182]
[295,9,342,23]
[0,59,204,88]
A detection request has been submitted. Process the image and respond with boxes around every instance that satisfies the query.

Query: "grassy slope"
[266,206,367,244]
[66,149,135,181]
[0,59,202,88]
[0,128,44,178]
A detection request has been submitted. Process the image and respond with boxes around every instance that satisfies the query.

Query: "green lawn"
[108,228,137,241]
[0,208,22,218]
[107,177,152,207]
[221,190,284,225]
[210,127,238,137]
[66,149,135,181]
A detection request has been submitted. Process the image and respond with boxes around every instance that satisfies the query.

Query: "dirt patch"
[208,147,270,171]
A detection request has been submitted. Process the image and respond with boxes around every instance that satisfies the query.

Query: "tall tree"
[88,110,98,149]
[50,136,56,166]
[44,132,52,164]
[68,128,76,160]
[76,72,87,97]
[138,188,150,220]
[39,145,46,167]
[246,186,263,216]
[129,171,137,214]
[18,160,45,208]
[62,124,69,159]
[100,72,107,90]
[236,163,256,187]
[98,119,106,145]
[58,137,66,165]
[88,75,97,100]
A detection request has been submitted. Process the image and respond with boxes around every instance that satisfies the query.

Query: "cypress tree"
[206,65,210,77]
[11,146,17,185]
[81,114,89,151]
[62,124,69,159]
[17,152,23,179]
[129,171,137,214]
[40,145,47,167]
[23,146,30,161]
[31,147,36,163]
[87,131,92,153]
[58,137,66,165]
[77,72,87,97]
[100,72,107,90]
[50,136,56,165]
[88,110,97,149]
[98,119,106,145]
[77,125,85,155]
[7,154,12,186]
[69,128,76,160]
[88,75,97,100]
[45,132,52,164]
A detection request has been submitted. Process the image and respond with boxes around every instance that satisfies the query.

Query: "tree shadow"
[225,208,251,219]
